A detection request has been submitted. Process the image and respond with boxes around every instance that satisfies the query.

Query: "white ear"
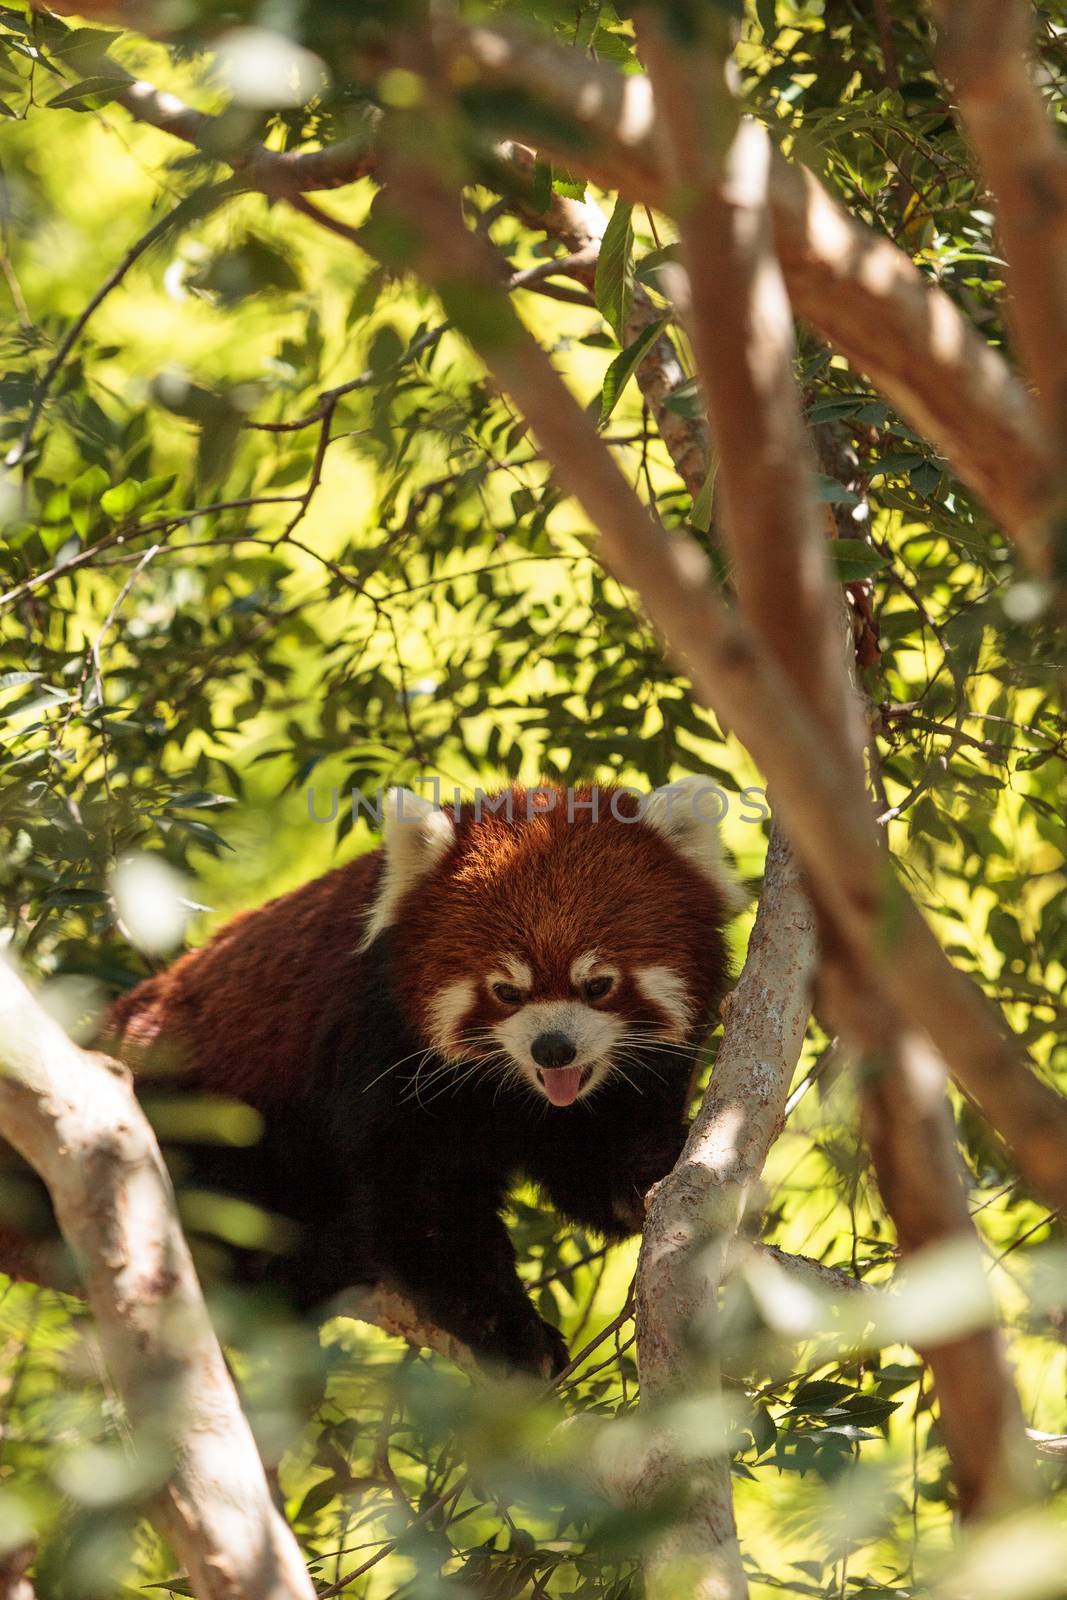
[358,787,455,949]
[643,776,747,916]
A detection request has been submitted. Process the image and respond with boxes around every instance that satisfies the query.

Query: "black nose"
[531,1031,577,1069]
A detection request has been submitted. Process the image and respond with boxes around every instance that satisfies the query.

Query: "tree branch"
[929,0,1067,466]
[820,952,1034,1520]
[635,34,860,748]
[114,76,377,197]
[630,21,1044,1526]
[0,960,316,1600]
[636,826,817,1599]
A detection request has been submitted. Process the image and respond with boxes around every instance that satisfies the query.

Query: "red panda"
[100,779,744,1374]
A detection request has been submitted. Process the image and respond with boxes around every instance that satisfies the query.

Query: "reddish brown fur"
[107,786,731,1099]
[36,782,740,1372]
[107,851,383,1100]
[392,787,728,1051]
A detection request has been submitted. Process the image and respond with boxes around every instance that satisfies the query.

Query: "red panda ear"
[642,777,748,916]
[358,788,455,949]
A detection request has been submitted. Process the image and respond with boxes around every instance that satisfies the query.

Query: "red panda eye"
[492,982,525,1006]
[584,976,614,1001]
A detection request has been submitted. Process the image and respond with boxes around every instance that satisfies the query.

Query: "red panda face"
[365,782,746,1109]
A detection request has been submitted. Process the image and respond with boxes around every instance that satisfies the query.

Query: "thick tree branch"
[636,827,817,1599]
[623,34,838,1585]
[820,953,1034,1520]
[930,0,1067,467]
[0,960,316,1600]
[633,22,1039,1529]
[634,38,860,747]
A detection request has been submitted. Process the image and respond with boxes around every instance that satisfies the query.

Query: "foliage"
[0,1,1064,1597]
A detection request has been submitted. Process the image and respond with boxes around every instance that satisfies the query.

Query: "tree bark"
[930,0,1067,466]
[0,960,316,1600]
[635,827,817,1599]
[819,953,1035,1520]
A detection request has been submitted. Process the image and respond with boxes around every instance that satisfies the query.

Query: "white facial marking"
[359,787,455,950]
[500,955,533,988]
[493,999,625,1100]
[643,775,747,915]
[633,964,692,1041]
[426,979,475,1060]
[569,949,602,986]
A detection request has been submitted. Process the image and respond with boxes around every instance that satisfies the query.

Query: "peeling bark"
[634,829,817,1599]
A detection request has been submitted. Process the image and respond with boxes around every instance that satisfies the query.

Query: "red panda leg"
[351,1167,569,1379]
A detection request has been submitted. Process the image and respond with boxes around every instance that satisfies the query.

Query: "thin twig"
[6,188,222,471]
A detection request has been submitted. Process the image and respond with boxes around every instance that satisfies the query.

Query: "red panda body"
[102,780,743,1374]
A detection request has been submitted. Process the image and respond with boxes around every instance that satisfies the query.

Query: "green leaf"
[551,168,586,200]
[368,324,404,378]
[756,0,778,39]
[634,242,684,297]
[595,199,634,342]
[691,455,718,533]
[100,478,144,519]
[868,450,924,479]
[827,539,888,582]
[52,26,121,61]
[662,376,703,419]
[599,317,666,423]
[910,460,943,497]
[47,74,128,109]
[751,1404,777,1455]
[806,396,869,423]
[790,1380,856,1414]
[188,235,301,304]
[814,473,860,506]
[69,464,108,536]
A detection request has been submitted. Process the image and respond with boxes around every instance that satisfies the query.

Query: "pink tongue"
[540,1065,583,1106]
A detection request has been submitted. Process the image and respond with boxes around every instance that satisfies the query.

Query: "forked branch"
[430,17,1055,568]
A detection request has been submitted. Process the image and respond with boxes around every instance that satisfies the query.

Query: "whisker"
[362,1040,447,1096]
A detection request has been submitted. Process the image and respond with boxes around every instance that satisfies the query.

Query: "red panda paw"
[534,1317,572,1381]
[475,1302,570,1380]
